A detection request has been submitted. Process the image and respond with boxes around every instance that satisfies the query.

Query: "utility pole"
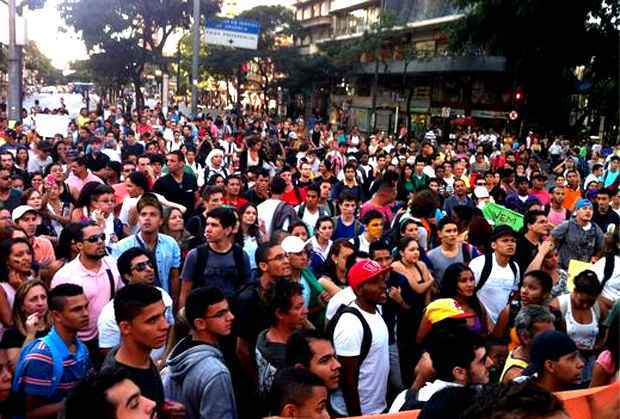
[7,0,21,124]
[191,0,200,117]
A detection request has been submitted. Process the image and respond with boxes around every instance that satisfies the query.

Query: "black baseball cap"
[523,331,578,375]
[491,225,518,241]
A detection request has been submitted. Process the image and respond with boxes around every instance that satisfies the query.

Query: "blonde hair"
[12,280,51,337]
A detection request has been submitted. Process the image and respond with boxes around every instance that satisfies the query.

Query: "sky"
[17,0,295,71]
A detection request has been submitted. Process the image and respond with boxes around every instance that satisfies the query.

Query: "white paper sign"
[34,114,70,138]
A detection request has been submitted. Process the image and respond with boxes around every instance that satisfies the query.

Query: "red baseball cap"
[348,259,391,289]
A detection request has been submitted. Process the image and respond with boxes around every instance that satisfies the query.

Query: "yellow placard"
[567,259,593,291]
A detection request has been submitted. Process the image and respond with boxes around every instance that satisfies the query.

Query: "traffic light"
[514,87,524,102]
[240,63,249,83]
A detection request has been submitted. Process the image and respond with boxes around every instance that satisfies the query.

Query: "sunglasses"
[84,233,106,243]
[131,261,154,272]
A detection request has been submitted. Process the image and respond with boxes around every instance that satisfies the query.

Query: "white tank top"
[559,294,599,350]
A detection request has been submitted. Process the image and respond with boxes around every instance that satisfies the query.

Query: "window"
[321,1,329,16]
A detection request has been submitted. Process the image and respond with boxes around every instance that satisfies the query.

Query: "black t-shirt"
[153,173,198,217]
[122,142,144,159]
[102,347,165,408]
[233,283,270,354]
[516,236,538,274]
[0,327,47,349]
[245,188,267,206]
[0,189,22,212]
[84,152,110,173]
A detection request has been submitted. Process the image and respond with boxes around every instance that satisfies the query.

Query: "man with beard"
[52,221,123,365]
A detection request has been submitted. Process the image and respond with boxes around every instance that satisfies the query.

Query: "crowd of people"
[0,102,617,419]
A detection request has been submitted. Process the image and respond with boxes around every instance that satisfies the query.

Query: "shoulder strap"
[508,260,519,284]
[106,269,115,301]
[353,236,361,254]
[558,294,570,317]
[192,245,211,288]
[477,253,493,291]
[462,243,471,264]
[297,204,306,219]
[326,305,372,364]
[354,221,361,237]
[603,255,615,287]
[232,245,248,288]
[41,334,66,397]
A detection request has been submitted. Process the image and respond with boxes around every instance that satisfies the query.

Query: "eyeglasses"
[84,233,106,243]
[131,261,154,272]
[205,308,232,319]
[476,182,487,186]
[266,253,288,262]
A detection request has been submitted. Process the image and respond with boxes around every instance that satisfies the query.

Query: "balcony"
[330,0,379,13]
[356,55,507,74]
[300,15,332,28]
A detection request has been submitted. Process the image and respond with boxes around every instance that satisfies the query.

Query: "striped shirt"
[18,338,91,402]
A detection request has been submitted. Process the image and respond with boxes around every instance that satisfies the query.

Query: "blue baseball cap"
[575,198,593,210]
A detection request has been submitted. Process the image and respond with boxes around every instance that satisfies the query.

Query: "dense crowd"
[0,102,617,419]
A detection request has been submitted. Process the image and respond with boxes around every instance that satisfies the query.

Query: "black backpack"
[476,253,519,292]
[191,243,248,290]
[326,304,372,364]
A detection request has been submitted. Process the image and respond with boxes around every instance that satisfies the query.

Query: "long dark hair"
[440,263,487,333]
[237,203,260,243]
[0,237,33,281]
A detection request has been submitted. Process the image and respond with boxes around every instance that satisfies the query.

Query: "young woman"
[20,187,54,238]
[526,241,569,298]
[0,238,35,339]
[30,172,44,193]
[307,217,334,274]
[2,280,51,368]
[317,239,355,296]
[44,162,73,205]
[439,263,489,337]
[41,175,72,237]
[15,146,29,173]
[161,207,199,262]
[237,203,263,273]
[71,182,120,246]
[288,221,310,243]
[493,270,556,341]
[550,270,608,384]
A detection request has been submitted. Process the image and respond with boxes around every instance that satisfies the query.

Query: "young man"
[285,329,341,394]
[98,248,174,360]
[187,185,225,238]
[359,180,396,226]
[52,221,122,362]
[351,209,384,257]
[296,161,314,190]
[234,242,292,385]
[500,305,555,383]
[269,367,329,419]
[256,279,308,397]
[112,194,181,303]
[244,168,270,206]
[602,155,620,187]
[102,283,183,416]
[153,150,198,216]
[545,186,571,227]
[331,162,364,203]
[412,157,430,192]
[332,191,364,240]
[390,324,492,410]
[180,207,251,306]
[469,225,520,325]
[329,259,391,416]
[222,174,248,209]
[443,179,475,217]
[12,205,55,266]
[551,198,604,270]
[257,175,298,239]
[66,370,156,419]
[427,217,480,283]
[506,176,540,215]
[562,170,582,211]
[593,188,620,232]
[516,210,549,273]
[13,284,91,418]
[66,156,104,201]
[527,330,585,392]
[295,183,328,235]
[279,166,305,207]
[163,287,237,419]
[0,166,21,211]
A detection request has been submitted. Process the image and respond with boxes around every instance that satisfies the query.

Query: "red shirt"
[223,196,249,210]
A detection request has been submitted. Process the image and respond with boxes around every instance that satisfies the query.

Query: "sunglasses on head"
[131,261,154,272]
[84,233,106,243]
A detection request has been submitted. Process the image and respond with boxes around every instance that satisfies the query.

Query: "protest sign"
[481,202,524,232]
[567,259,593,291]
[34,114,70,138]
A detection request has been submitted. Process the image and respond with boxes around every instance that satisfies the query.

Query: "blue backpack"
[13,328,89,398]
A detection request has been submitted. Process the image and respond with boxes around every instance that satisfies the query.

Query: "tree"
[449,0,619,137]
[59,0,220,109]
[24,41,63,85]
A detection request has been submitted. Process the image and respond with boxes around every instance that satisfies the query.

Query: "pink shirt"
[531,189,551,206]
[360,202,394,226]
[66,171,103,197]
[51,256,122,341]
[547,206,568,227]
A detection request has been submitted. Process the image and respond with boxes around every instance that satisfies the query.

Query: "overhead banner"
[481,202,524,232]
[205,19,260,50]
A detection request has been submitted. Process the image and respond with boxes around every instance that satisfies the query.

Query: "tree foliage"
[59,0,220,108]
[24,42,63,85]
[449,0,619,135]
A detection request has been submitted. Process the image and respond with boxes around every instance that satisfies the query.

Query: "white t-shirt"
[257,198,284,238]
[331,302,389,415]
[118,196,139,235]
[350,233,371,256]
[295,204,320,236]
[469,253,520,325]
[325,287,356,321]
[97,286,174,361]
[591,256,620,302]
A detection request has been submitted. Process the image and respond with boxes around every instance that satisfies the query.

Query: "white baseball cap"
[473,186,490,199]
[281,235,307,254]
[12,205,37,222]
